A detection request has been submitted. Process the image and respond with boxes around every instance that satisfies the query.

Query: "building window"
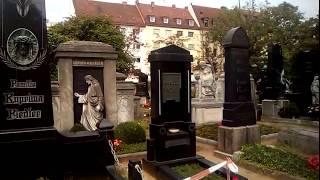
[153,29,160,37]
[176,18,181,25]
[120,28,126,34]
[165,30,172,36]
[133,28,139,35]
[149,16,155,23]
[176,31,183,37]
[163,17,169,24]
[188,32,194,37]
[203,17,209,27]
[188,19,194,26]
[188,44,194,50]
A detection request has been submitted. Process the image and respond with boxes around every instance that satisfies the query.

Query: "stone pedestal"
[116,80,135,124]
[218,125,260,154]
[191,98,223,124]
[134,96,144,120]
[215,73,225,103]
[262,99,289,117]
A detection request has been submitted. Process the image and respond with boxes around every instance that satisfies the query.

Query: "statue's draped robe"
[78,83,104,131]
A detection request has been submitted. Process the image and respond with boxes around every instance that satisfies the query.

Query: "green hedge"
[240,144,319,180]
[114,121,146,144]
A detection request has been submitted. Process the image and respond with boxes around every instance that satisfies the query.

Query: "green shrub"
[278,102,300,118]
[240,144,319,180]
[114,121,146,144]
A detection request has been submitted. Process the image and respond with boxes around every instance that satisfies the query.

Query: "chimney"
[151,1,155,7]
[122,1,127,5]
[172,4,176,8]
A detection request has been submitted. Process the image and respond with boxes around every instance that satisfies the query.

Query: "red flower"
[308,154,319,170]
[232,176,239,180]
[113,138,122,147]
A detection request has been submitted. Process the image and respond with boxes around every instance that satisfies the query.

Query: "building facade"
[73,0,222,76]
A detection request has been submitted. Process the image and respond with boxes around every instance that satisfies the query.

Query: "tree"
[48,16,134,77]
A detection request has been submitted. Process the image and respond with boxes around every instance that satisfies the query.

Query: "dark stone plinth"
[147,121,196,162]
[143,155,248,180]
[222,102,256,127]
[222,27,256,127]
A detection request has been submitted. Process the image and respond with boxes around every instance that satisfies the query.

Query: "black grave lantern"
[147,45,196,162]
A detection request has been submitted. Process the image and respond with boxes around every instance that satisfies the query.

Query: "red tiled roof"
[191,5,221,28]
[73,0,145,27]
[137,3,199,30]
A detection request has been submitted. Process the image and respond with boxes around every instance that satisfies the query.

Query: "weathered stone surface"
[262,99,289,117]
[218,125,261,154]
[117,81,135,124]
[278,128,319,154]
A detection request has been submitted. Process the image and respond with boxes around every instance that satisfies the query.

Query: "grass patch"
[116,142,146,155]
[196,124,219,141]
[196,124,279,140]
[240,144,319,180]
[259,124,279,135]
[171,163,225,180]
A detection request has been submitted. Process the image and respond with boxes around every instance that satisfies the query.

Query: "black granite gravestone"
[222,27,256,127]
[135,69,150,99]
[147,45,196,162]
[0,0,58,178]
[263,43,284,99]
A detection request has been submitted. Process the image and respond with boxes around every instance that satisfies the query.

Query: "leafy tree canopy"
[209,1,319,61]
[48,16,134,74]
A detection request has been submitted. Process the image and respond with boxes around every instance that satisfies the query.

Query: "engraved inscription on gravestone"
[162,73,181,103]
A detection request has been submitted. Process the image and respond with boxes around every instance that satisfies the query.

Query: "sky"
[46,0,319,23]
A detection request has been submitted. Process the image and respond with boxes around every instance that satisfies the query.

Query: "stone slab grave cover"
[218,27,260,154]
[144,45,247,180]
[0,0,57,178]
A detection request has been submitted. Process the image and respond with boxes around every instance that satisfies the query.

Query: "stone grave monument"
[261,43,289,117]
[218,27,260,154]
[0,0,58,178]
[0,1,117,178]
[144,45,247,180]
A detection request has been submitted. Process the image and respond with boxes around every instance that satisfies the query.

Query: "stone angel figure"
[74,75,104,131]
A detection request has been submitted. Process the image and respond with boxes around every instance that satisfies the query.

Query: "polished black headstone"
[0,0,53,130]
[222,27,256,127]
[263,43,284,99]
[135,69,150,98]
[147,45,196,162]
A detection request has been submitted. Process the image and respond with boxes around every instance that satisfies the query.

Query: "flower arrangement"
[308,154,319,171]
[113,138,122,152]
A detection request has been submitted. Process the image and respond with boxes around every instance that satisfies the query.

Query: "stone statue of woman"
[74,75,104,131]
[311,75,319,105]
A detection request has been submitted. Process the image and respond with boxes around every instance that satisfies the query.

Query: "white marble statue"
[200,64,216,96]
[74,75,104,131]
[311,75,319,105]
